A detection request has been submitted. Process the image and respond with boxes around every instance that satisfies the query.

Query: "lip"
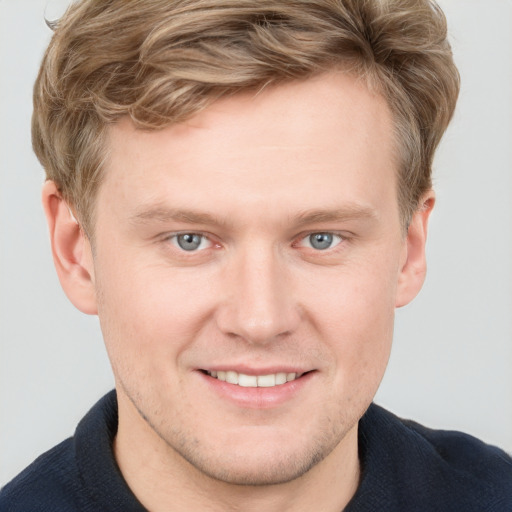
[201,364,311,376]
[197,368,316,409]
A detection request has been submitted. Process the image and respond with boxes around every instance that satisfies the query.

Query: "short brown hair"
[32,0,460,234]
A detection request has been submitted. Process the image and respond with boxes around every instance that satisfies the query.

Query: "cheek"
[94,259,216,363]
[304,259,398,388]
[303,253,397,331]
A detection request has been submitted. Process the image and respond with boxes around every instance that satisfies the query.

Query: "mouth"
[201,370,308,388]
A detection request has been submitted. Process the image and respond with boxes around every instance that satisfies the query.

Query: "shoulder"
[351,404,512,511]
[0,438,83,511]
[402,413,512,485]
[0,391,144,512]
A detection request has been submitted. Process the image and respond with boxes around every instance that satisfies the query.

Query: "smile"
[204,370,304,388]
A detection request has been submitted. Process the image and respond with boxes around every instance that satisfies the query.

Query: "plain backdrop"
[1,0,511,486]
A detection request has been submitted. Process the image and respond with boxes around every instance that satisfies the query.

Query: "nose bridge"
[216,241,299,344]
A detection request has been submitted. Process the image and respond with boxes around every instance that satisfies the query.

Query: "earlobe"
[395,192,435,308]
[42,181,98,315]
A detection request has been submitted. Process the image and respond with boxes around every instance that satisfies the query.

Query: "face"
[86,72,412,485]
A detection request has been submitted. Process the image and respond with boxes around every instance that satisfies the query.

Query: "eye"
[300,232,343,251]
[171,233,212,252]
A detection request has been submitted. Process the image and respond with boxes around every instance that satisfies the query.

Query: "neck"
[114,392,360,512]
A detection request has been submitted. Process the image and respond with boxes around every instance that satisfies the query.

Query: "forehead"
[100,71,397,227]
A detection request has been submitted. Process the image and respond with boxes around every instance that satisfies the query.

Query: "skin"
[43,71,433,512]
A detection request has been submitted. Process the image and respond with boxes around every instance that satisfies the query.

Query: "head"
[36,0,459,498]
[33,0,459,236]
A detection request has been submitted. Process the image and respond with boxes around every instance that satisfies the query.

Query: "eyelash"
[169,232,214,252]
[296,232,344,251]
[163,231,347,254]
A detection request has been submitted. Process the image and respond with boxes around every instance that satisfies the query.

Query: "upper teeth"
[207,370,300,387]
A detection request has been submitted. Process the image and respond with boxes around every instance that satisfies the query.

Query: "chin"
[164,424,342,487]
[178,446,326,486]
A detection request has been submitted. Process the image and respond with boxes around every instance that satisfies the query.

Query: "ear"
[42,181,98,315]
[395,191,435,308]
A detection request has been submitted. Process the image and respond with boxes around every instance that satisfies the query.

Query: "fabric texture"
[1,391,511,511]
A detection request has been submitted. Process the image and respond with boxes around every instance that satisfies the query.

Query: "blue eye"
[302,232,342,251]
[172,233,211,251]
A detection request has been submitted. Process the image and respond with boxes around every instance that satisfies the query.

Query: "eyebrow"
[130,203,378,229]
[130,207,227,227]
[293,205,378,226]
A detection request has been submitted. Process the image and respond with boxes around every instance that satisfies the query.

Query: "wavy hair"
[32,0,460,233]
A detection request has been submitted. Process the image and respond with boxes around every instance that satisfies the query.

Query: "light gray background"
[1,0,511,486]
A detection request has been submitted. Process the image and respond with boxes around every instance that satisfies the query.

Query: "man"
[1,0,511,510]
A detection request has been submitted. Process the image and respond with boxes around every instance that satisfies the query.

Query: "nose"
[215,245,301,344]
